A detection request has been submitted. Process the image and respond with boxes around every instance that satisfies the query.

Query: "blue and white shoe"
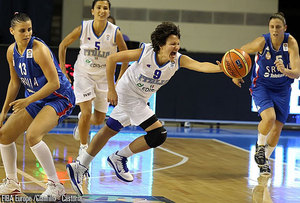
[66,161,89,196]
[107,151,133,182]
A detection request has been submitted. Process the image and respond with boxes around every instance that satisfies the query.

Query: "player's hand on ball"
[232,78,244,88]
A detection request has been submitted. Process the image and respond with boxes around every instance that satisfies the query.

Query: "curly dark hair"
[151,22,181,53]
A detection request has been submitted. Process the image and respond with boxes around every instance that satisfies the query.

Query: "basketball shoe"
[73,112,81,141]
[259,159,271,175]
[254,143,266,166]
[39,180,65,200]
[66,161,90,196]
[0,178,21,195]
[107,151,133,182]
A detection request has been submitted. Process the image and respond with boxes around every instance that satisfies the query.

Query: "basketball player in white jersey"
[66,22,223,196]
[59,0,128,156]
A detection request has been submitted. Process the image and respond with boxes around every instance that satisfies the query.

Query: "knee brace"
[144,127,167,148]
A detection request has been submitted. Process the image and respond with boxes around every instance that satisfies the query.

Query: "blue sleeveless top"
[13,36,72,99]
[251,33,293,90]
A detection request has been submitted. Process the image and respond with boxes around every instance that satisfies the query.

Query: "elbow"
[107,55,113,62]
[58,43,66,53]
[293,70,300,79]
[53,81,60,91]
[58,43,63,51]
[106,55,117,66]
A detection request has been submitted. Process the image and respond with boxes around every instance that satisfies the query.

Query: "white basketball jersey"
[116,43,181,100]
[74,20,119,81]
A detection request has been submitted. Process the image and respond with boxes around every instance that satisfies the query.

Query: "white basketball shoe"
[39,180,65,200]
[0,178,22,195]
[66,161,90,196]
[107,151,133,182]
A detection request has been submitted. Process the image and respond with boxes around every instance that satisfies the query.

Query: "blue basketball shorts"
[251,86,291,124]
[26,89,75,124]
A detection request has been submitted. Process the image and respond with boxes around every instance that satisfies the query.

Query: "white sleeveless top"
[116,43,181,100]
[74,20,119,82]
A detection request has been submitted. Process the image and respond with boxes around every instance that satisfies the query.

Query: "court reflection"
[87,131,154,196]
[248,142,300,188]
[248,140,300,202]
[252,175,272,203]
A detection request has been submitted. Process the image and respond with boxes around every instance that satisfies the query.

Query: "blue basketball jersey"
[13,36,72,99]
[251,33,293,89]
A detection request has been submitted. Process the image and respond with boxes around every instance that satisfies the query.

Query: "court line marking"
[212,139,266,184]
[154,146,189,172]
[212,139,250,153]
[15,137,300,186]
[212,138,300,186]
[0,163,47,187]
[19,146,189,183]
[17,168,47,188]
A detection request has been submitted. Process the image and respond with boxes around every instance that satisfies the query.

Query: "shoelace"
[256,146,265,157]
[78,163,90,180]
[120,157,129,172]
[83,169,90,179]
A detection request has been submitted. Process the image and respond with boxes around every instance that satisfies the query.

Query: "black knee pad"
[144,127,167,148]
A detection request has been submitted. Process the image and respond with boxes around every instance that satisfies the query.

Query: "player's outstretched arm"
[180,55,222,73]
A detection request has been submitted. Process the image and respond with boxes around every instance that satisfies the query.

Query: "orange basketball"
[221,49,252,79]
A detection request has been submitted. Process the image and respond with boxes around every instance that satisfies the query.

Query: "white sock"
[77,150,94,168]
[257,133,267,146]
[117,145,134,158]
[265,145,275,159]
[80,143,88,148]
[30,141,59,183]
[0,143,18,182]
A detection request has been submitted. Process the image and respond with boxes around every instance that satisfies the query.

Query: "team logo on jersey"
[146,64,151,68]
[26,49,33,58]
[264,72,270,77]
[283,43,288,51]
[85,59,92,64]
[265,51,271,60]
[106,34,110,40]
[137,83,144,87]
[87,37,91,40]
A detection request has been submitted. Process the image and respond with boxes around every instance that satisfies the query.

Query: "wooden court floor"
[0,124,299,203]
